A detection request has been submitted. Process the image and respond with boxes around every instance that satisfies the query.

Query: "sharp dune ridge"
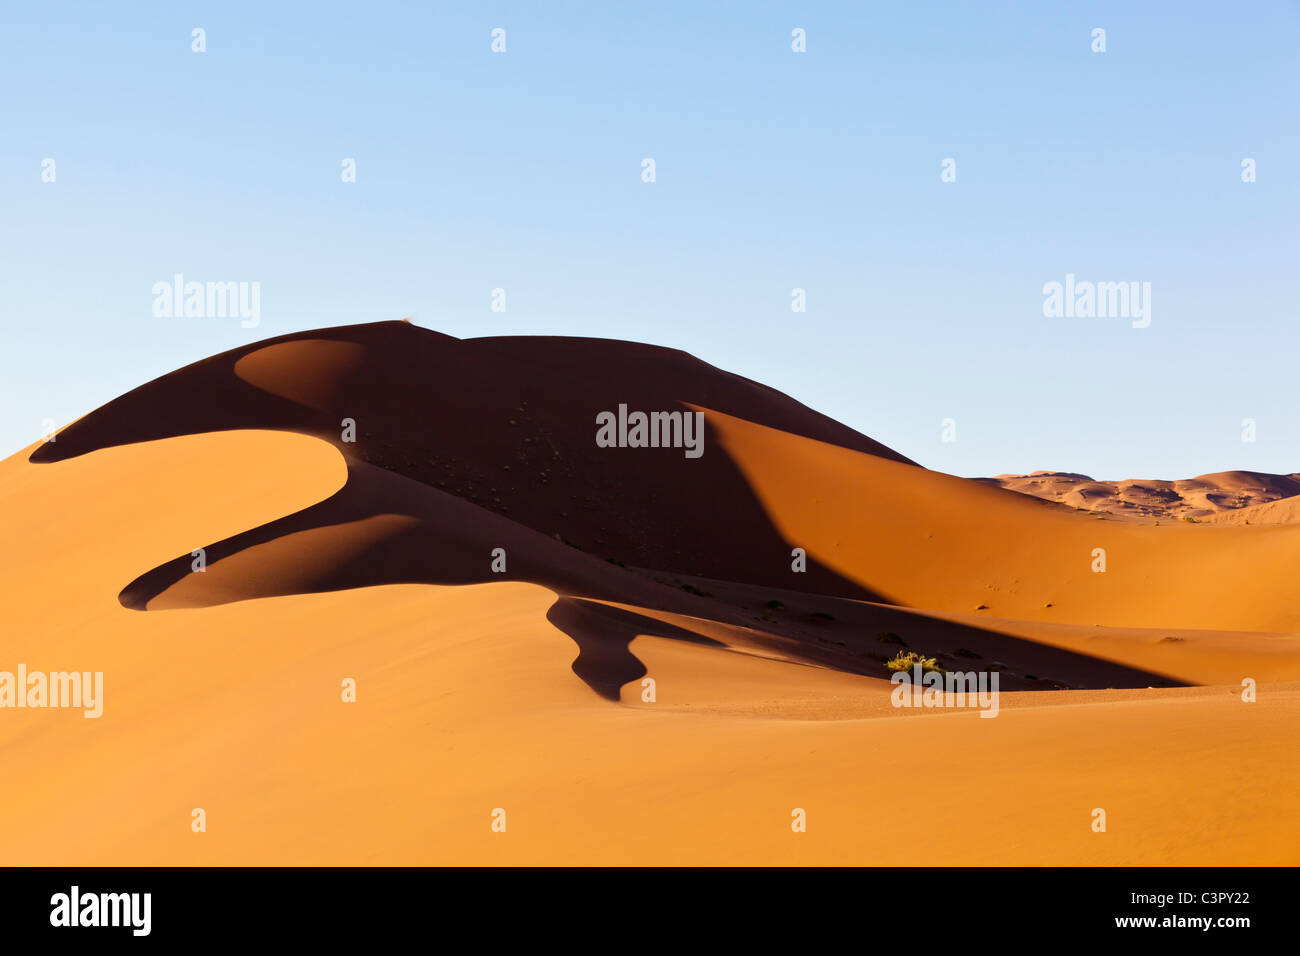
[4,319,1298,865]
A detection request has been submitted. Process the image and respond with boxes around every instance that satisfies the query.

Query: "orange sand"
[2,322,1296,865]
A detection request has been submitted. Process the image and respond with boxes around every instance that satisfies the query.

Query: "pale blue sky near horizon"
[2,1,1297,479]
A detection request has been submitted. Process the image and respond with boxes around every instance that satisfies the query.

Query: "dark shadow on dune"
[546,597,724,700]
[35,319,1190,701]
[39,320,893,607]
[118,458,716,610]
[809,598,1190,691]
[620,572,1194,692]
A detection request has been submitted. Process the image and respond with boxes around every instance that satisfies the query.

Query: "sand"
[2,320,1296,865]
[982,469,1300,523]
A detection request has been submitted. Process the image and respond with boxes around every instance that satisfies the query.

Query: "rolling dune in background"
[982,469,1300,523]
[2,320,1297,865]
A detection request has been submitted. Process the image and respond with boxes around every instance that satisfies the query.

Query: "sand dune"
[34,320,908,600]
[2,320,1296,865]
[1200,494,1300,525]
[982,469,1300,522]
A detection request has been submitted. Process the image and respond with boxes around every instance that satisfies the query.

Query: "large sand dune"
[2,321,1296,864]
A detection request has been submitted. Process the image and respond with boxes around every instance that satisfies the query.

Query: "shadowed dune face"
[34,320,893,602]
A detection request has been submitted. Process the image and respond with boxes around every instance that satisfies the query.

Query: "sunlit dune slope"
[704,407,1300,634]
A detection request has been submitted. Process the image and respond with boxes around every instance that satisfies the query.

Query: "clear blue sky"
[3,1,1296,478]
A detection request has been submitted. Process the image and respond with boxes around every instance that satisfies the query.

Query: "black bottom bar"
[0,866,1279,942]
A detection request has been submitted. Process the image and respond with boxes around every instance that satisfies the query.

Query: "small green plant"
[885,650,945,675]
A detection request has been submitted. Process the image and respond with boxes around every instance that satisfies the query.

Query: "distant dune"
[2,320,1297,865]
[980,469,1300,523]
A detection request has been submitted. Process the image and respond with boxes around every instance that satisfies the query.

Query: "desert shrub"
[885,650,945,675]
